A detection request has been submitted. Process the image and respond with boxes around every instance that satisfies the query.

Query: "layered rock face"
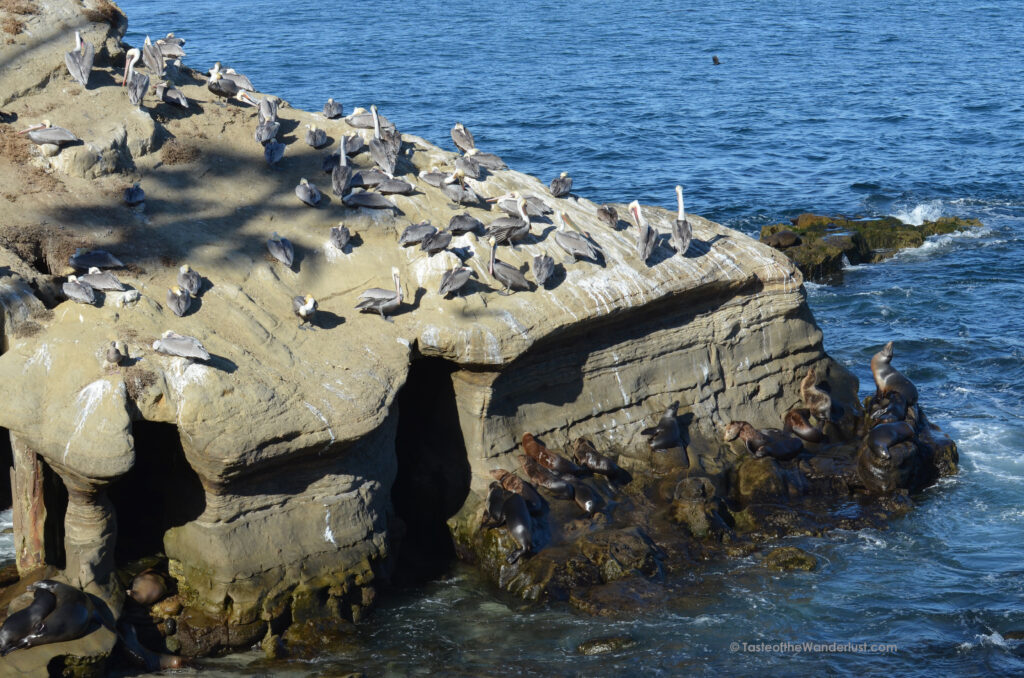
[0,0,957,668]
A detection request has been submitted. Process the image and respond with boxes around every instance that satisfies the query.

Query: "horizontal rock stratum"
[0,0,955,670]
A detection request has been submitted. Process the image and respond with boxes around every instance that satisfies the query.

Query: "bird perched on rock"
[305,124,328,148]
[18,120,79,148]
[488,236,530,295]
[264,139,285,165]
[420,230,452,256]
[597,204,618,228]
[399,222,436,247]
[672,185,692,256]
[63,276,96,305]
[166,286,191,317]
[549,172,572,198]
[439,265,474,298]
[177,264,201,297]
[70,248,123,269]
[267,232,294,268]
[152,331,209,361]
[105,341,127,367]
[533,253,554,286]
[554,211,602,262]
[629,200,657,264]
[641,401,682,450]
[124,182,145,207]
[465,147,506,170]
[356,267,403,320]
[323,97,343,119]
[293,294,318,328]
[329,225,351,251]
[65,30,94,88]
[295,178,321,206]
[451,122,475,153]
[154,81,188,108]
[79,267,124,291]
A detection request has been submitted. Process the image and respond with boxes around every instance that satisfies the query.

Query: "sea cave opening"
[390,357,471,585]
[0,429,11,511]
[108,420,205,565]
[40,457,67,569]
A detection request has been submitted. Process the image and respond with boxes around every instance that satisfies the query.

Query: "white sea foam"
[892,200,944,226]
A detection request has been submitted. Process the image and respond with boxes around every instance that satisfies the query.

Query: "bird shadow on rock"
[540,263,567,289]
[0,111,16,124]
[687,234,726,257]
[451,245,475,262]
[312,310,344,330]
[612,218,629,232]
[206,353,237,373]
[530,225,556,244]
[152,99,205,122]
[89,70,119,89]
[646,236,676,267]
[277,118,300,139]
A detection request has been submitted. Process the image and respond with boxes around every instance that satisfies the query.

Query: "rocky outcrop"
[0,0,959,666]
[760,213,981,282]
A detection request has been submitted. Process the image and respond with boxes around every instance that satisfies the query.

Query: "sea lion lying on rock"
[761,229,802,249]
[784,408,824,443]
[723,421,804,461]
[567,478,606,516]
[489,468,547,515]
[10,580,95,654]
[569,438,632,485]
[870,391,907,425]
[127,569,167,606]
[519,454,575,500]
[522,433,583,475]
[0,587,56,655]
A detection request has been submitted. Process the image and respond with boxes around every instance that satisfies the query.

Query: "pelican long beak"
[17,123,44,135]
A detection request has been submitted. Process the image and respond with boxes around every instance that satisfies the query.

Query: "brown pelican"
[293,294,318,327]
[672,185,692,256]
[154,81,188,108]
[485,195,530,245]
[80,267,125,291]
[451,122,475,153]
[211,62,254,90]
[155,34,186,58]
[152,330,210,361]
[465,147,506,170]
[455,154,481,180]
[491,192,551,217]
[418,167,448,188]
[305,124,328,148]
[331,142,351,197]
[346,106,395,130]
[349,169,388,189]
[105,341,127,367]
[376,178,414,195]
[488,237,530,294]
[65,31,94,87]
[255,117,279,144]
[554,211,602,262]
[142,36,165,78]
[207,71,241,100]
[177,264,201,297]
[369,104,400,176]
[267,232,294,267]
[18,120,79,147]
[329,224,351,250]
[124,182,145,206]
[549,172,572,198]
[641,401,682,450]
[295,178,321,206]
[343,191,396,210]
[421,230,452,256]
[264,140,285,165]
[533,253,554,286]
[63,276,96,304]
[448,213,483,235]
[629,200,657,263]
[439,265,474,297]
[323,98,343,119]
[356,267,403,319]
[157,32,185,47]
[122,48,149,107]
[399,222,436,247]
[256,96,278,124]
[70,248,122,269]
[167,286,191,316]
[597,204,618,228]
[442,169,480,205]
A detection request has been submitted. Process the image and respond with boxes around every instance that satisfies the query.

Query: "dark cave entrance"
[391,357,471,585]
[40,457,67,569]
[0,428,11,511]
[108,421,205,565]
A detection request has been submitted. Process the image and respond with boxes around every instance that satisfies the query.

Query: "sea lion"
[522,433,583,475]
[569,438,632,485]
[755,435,804,461]
[482,482,512,527]
[14,580,95,653]
[783,408,824,443]
[870,391,907,425]
[0,587,56,656]
[500,493,534,564]
[866,421,915,460]
[761,230,802,249]
[489,469,546,515]
[568,479,606,516]
[641,401,683,450]
[800,368,832,422]
[723,421,772,453]
[518,455,575,500]
[127,569,167,606]
[871,341,919,406]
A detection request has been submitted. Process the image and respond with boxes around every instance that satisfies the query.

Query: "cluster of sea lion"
[0,580,95,656]
[482,434,632,564]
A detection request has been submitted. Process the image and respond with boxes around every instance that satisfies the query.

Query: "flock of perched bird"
[14,29,704,356]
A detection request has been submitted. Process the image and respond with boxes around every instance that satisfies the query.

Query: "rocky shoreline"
[0,1,956,673]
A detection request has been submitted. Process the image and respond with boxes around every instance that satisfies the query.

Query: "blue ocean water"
[116,1,1023,674]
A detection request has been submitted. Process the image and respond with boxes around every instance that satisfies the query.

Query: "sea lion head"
[881,341,894,360]
[723,421,744,442]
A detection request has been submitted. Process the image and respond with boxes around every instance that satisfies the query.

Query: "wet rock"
[763,546,817,571]
[576,634,638,655]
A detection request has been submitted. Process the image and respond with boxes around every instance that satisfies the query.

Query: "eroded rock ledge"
[0,0,957,670]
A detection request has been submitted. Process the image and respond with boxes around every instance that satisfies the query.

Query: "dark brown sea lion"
[871,341,919,406]
[866,421,915,460]
[518,454,575,500]
[723,421,772,453]
[755,435,804,461]
[489,468,546,515]
[14,580,94,653]
[784,408,824,443]
[500,493,534,563]
[127,569,167,606]
[870,391,907,425]
[568,479,606,516]
[761,230,802,249]
[800,367,832,422]
[0,587,56,655]
[569,438,632,485]
[482,482,512,527]
[641,401,683,450]
[522,433,582,475]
